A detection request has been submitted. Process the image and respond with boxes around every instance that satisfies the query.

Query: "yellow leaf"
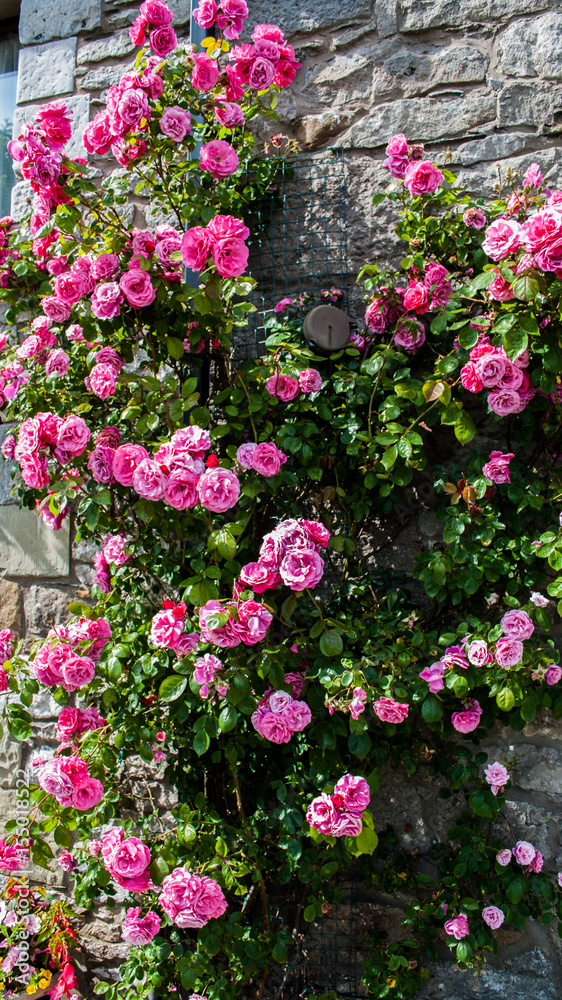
[201,36,216,48]
[221,39,230,51]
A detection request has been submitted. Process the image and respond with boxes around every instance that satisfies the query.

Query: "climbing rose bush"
[0,17,562,995]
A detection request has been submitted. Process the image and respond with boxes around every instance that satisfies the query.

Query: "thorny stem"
[230,766,270,932]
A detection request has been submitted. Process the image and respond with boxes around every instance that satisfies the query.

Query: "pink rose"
[301,520,330,547]
[194,653,221,685]
[299,369,323,394]
[113,443,149,486]
[252,442,287,477]
[160,106,191,142]
[546,664,562,685]
[211,236,249,277]
[373,696,409,724]
[172,425,211,458]
[231,599,273,645]
[487,388,525,416]
[253,709,292,742]
[444,914,469,940]
[496,849,512,867]
[364,298,389,333]
[150,25,177,57]
[476,351,506,387]
[482,218,524,261]
[451,698,482,733]
[42,296,71,323]
[482,905,504,930]
[199,600,240,648]
[54,270,87,305]
[404,160,444,196]
[37,760,75,802]
[282,699,311,732]
[133,458,167,500]
[495,637,523,668]
[488,272,515,302]
[45,349,70,377]
[71,774,104,811]
[181,227,214,270]
[482,450,514,483]
[192,53,220,92]
[150,609,185,649]
[84,112,113,155]
[0,839,28,872]
[214,101,245,128]
[197,467,240,512]
[61,654,96,691]
[419,661,445,693]
[106,835,151,885]
[194,0,217,28]
[238,562,280,593]
[200,140,239,179]
[206,215,249,241]
[513,840,536,866]
[236,442,257,468]
[403,281,429,314]
[394,318,425,350]
[160,868,227,928]
[88,363,117,399]
[383,133,408,179]
[265,374,300,401]
[91,281,123,320]
[56,414,91,458]
[484,761,510,796]
[330,812,363,837]
[333,774,370,814]
[122,907,161,944]
[500,609,534,641]
[279,549,324,591]
[463,207,487,229]
[91,253,119,280]
[306,793,336,834]
[164,468,198,509]
[120,269,156,309]
[466,640,490,667]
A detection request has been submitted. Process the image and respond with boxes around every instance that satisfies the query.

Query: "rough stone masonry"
[2,0,562,996]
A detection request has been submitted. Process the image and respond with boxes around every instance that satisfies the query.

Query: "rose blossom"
[282,700,311,732]
[122,907,161,944]
[192,53,220,92]
[160,868,227,928]
[482,450,514,483]
[252,442,287,477]
[530,592,549,607]
[394,318,425,350]
[211,236,249,277]
[164,468,198,510]
[496,849,512,866]
[150,25,177,57]
[91,281,123,320]
[330,812,363,837]
[482,218,524,261]
[265,374,300,401]
[451,699,482,733]
[150,609,185,649]
[404,160,444,196]
[214,101,245,128]
[160,106,191,141]
[403,281,429,314]
[546,664,562,685]
[488,388,525,416]
[181,227,214,270]
[56,414,90,458]
[383,133,408,178]
[373,697,409,724]
[444,914,469,940]
[197,467,240,512]
[279,549,324,591]
[495,636,523,668]
[140,0,173,23]
[200,140,240,179]
[482,906,504,930]
[484,761,510,795]
[71,774,104,811]
[238,562,280,593]
[120,269,156,309]
[88,363,118,399]
[513,840,536,866]
[106,835,151,890]
[419,660,445,692]
[236,442,257,468]
[253,709,292,743]
[45,349,70,377]
[42,296,71,323]
[299,369,323,394]
[463,207,487,229]
[133,458,167,500]
[466,639,490,667]
[113,444,149,486]
[365,298,389,333]
[500,609,534,641]
[333,774,370,814]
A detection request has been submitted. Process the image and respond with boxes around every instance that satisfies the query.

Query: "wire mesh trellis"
[233,148,349,360]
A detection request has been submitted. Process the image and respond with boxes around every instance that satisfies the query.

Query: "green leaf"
[54,825,73,848]
[454,410,476,445]
[512,274,541,301]
[353,825,378,855]
[496,687,515,712]
[303,904,316,922]
[167,337,185,360]
[219,705,238,732]
[503,328,528,361]
[193,729,210,756]
[319,630,343,657]
[381,446,397,470]
[159,675,188,702]
[421,696,443,723]
[506,874,526,905]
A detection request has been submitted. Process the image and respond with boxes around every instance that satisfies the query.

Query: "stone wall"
[3,0,562,996]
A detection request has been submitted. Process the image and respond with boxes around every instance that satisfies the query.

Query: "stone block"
[348,93,497,149]
[80,64,127,91]
[396,0,550,32]
[13,95,91,159]
[19,0,102,45]
[16,38,77,105]
[498,83,562,129]
[78,30,135,64]
[498,13,562,80]
[376,0,397,38]
[419,948,558,999]
[300,49,374,107]
[10,180,33,223]
[456,132,531,166]
[241,0,372,37]
[0,507,70,578]
[372,43,488,100]
[295,112,350,149]
[23,585,73,635]
[0,579,23,635]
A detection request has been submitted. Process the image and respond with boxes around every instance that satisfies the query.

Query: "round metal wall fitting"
[303,305,351,354]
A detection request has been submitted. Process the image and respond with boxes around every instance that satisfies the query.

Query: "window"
[0,12,19,218]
